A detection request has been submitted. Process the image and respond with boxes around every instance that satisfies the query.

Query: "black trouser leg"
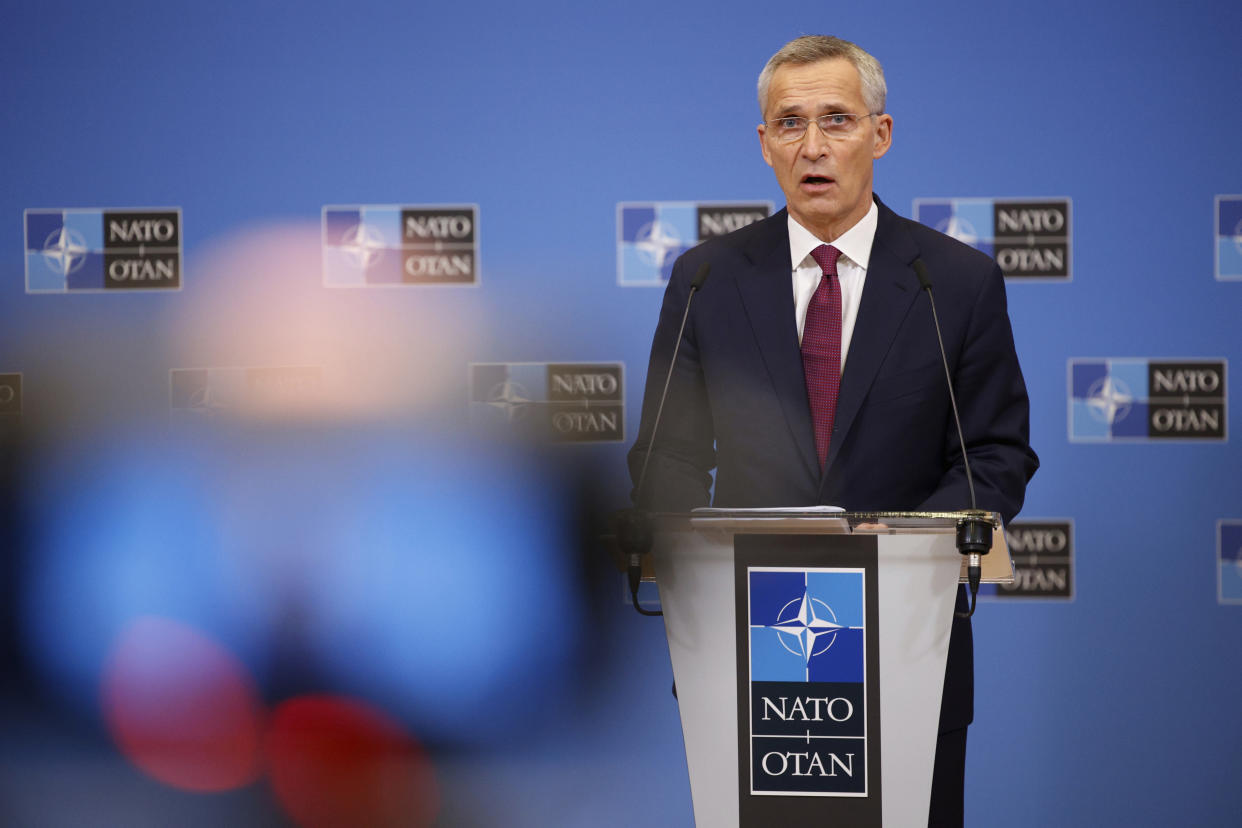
[928,726,968,827]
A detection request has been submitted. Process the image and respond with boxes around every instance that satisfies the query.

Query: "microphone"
[619,261,711,617]
[912,258,991,618]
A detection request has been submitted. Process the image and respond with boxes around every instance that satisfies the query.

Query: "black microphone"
[912,258,991,618]
[619,261,711,617]
[633,261,711,498]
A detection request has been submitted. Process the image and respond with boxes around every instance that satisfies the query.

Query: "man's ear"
[872,113,893,160]
[757,124,774,167]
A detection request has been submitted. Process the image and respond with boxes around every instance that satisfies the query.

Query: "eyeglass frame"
[761,112,882,143]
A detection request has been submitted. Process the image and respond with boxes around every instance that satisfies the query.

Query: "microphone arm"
[620,262,711,617]
[912,259,991,618]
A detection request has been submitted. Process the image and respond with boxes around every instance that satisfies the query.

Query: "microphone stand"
[913,260,991,618]
[619,262,711,617]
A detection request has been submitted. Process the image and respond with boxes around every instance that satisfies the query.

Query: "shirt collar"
[787,200,879,271]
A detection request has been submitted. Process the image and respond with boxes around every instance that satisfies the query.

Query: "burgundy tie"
[802,244,842,470]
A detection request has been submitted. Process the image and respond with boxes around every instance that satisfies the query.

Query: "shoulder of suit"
[885,208,998,275]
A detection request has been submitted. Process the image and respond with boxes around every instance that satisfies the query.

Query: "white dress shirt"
[789,201,879,373]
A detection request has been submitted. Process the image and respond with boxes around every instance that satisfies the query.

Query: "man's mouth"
[801,174,834,186]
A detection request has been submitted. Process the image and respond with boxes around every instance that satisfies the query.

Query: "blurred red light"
[266,694,439,828]
[101,616,265,792]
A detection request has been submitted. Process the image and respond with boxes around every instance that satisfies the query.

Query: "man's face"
[758,58,893,241]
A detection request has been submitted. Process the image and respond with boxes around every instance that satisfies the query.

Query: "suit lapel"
[733,210,821,480]
[824,199,921,475]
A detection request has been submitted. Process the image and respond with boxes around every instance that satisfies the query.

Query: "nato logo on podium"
[747,568,868,796]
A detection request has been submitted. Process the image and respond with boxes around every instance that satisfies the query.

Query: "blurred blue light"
[20,424,584,745]
[300,434,582,743]
[22,432,280,719]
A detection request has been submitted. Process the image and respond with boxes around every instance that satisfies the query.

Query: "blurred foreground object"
[9,419,591,826]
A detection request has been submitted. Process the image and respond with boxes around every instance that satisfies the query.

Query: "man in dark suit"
[628,35,1038,826]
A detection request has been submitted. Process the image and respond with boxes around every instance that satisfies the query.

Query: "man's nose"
[799,120,832,158]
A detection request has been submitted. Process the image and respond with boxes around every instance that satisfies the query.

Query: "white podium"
[649,510,1011,828]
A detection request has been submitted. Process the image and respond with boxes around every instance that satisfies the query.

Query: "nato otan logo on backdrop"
[469,362,623,443]
[1219,521,1242,604]
[984,520,1074,600]
[0,373,21,425]
[617,202,771,285]
[322,205,478,286]
[913,198,1071,279]
[1215,195,1242,281]
[747,568,867,796]
[1069,358,1227,441]
[170,367,322,418]
[24,208,182,292]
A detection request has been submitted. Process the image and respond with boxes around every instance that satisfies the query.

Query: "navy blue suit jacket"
[628,196,1039,730]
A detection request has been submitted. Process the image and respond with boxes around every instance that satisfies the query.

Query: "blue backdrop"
[3,1,1240,825]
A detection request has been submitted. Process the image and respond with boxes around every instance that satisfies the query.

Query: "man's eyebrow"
[771,100,851,117]
[771,104,807,118]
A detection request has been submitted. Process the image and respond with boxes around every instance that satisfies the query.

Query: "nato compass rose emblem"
[186,383,228,416]
[633,220,683,270]
[339,221,387,269]
[766,592,844,663]
[936,215,979,247]
[1086,375,1133,426]
[42,226,90,277]
[486,380,532,422]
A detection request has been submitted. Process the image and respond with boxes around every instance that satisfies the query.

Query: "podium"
[649,510,1011,827]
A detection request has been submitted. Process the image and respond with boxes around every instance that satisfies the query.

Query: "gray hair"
[757,35,887,117]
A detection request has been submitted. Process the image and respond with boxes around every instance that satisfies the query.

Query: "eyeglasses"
[763,113,878,143]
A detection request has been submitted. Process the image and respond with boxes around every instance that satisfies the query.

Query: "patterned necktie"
[802,244,842,470]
